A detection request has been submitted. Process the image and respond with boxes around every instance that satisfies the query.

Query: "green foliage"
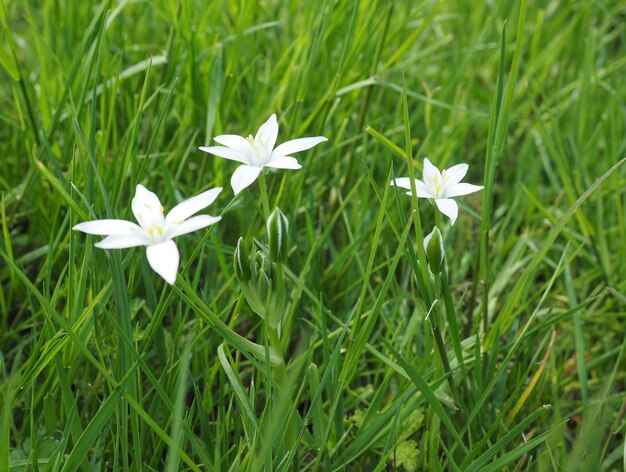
[1,0,626,470]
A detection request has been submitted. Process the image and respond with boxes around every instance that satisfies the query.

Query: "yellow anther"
[246,134,261,158]
[149,226,163,236]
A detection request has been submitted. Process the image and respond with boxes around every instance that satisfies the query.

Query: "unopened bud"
[424,226,444,274]
[253,251,274,299]
[234,237,251,283]
[236,244,287,329]
[267,207,289,263]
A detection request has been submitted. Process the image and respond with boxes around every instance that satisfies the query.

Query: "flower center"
[246,134,262,160]
[149,226,163,236]
[137,203,166,241]
[429,172,449,198]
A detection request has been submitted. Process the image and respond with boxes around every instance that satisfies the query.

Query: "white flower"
[73,184,222,284]
[391,158,483,225]
[199,114,327,195]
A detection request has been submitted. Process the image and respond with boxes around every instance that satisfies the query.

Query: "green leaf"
[394,440,419,472]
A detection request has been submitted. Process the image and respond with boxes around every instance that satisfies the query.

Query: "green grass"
[2,0,626,470]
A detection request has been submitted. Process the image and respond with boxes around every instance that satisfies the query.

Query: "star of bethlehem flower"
[73,184,222,284]
[391,158,483,225]
[199,113,327,195]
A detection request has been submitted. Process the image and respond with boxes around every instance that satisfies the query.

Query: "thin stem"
[19,79,40,146]
[268,327,285,372]
[432,273,458,399]
[433,272,442,301]
[432,320,457,399]
[258,172,271,219]
[441,269,465,369]
[433,204,442,229]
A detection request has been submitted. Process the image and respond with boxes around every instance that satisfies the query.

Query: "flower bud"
[267,207,289,263]
[233,237,251,283]
[423,226,444,274]
[268,265,286,328]
[253,251,274,300]
[233,249,285,328]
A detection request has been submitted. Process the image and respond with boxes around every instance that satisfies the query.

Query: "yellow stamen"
[246,134,261,159]
[149,226,163,236]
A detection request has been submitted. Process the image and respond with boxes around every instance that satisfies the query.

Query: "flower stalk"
[430,275,458,402]
[257,172,271,220]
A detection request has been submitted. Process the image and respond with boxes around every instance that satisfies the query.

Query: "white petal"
[73,219,142,236]
[435,198,459,225]
[391,178,431,198]
[445,183,484,198]
[256,114,279,155]
[146,240,179,285]
[166,187,222,224]
[390,177,412,189]
[444,163,468,186]
[422,157,440,182]
[132,185,164,227]
[213,134,251,155]
[423,231,433,253]
[231,165,262,195]
[168,215,222,238]
[264,156,302,170]
[199,146,249,164]
[94,234,148,249]
[272,136,327,157]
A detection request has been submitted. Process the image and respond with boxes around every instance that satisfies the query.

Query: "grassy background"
[2,0,626,470]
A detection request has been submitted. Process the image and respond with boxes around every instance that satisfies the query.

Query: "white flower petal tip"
[202,115,327,189]
[166,187,223,224]
[264,156,302,170]
[73,184,222,282]
[435,199,459,226]
[73,219,143,236]
[146,240,179,284]
[272,136,327,157]
[394,159,483,224]
[199,146,249,164]
[168,215,222,238]
[94,234,147,249]
[231,165,262,195]
[389,178,430,198]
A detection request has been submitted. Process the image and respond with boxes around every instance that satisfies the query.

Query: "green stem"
[432,273,458,399]
[433,204,442,229]
[433,272,442,301]
[432,317,457,400]
[175,276,282,366]
[19,79,40,146]
[441,269,465,369]
[258,172,271,219]
[268,327,285,373]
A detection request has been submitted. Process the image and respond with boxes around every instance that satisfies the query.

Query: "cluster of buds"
[234,208,289,328]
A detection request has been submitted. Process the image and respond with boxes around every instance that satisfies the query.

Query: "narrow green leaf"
[382,338,468,455]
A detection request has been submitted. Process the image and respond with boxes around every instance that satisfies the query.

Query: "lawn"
[1,0,626,470]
